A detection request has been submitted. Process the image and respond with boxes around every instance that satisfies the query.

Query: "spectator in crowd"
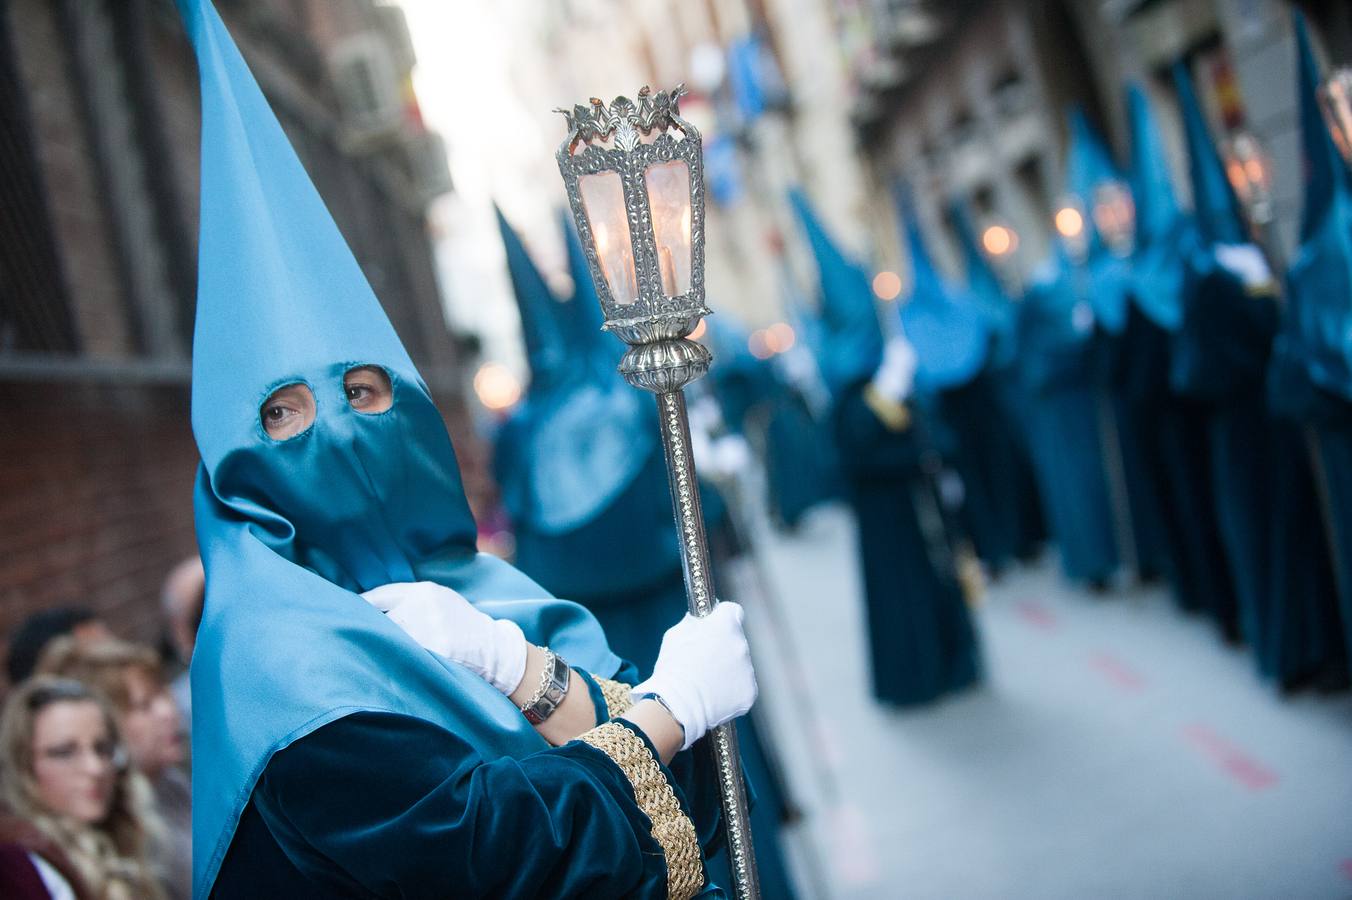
[158,557,205,733]
[0,676,165,899]
[37,639,189,900]
[5,611,111,689]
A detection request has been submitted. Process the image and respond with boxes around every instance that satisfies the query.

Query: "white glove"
[632,603,757,751]
[1215,243,1275,291]
[362,582,529,695]
[695,434,752,480]
[872,336,917,403]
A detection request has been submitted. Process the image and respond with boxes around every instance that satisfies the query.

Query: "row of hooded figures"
[53,0,1346,895]
[491,14,1352,897]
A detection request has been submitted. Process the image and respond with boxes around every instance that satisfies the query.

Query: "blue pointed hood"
[1126,83,1193,330]
[496,206,567,387]
[491,211,657,537]
[1065,109,1121,217]
[178,2,618,895]
[951,201,1016,341]
[1018,244,1097,391]
[894,185,991,388]
[561,209,623,374]
[1295,15,1350,243]
[704,314,781,433]
[1174,63,1248,245]
[1284,12,1352,399]
[1063,109,1133,332]
[788,188,883,394]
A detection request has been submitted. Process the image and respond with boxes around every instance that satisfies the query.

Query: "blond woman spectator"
[0,677,165,899]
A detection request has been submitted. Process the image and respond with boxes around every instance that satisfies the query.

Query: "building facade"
[0,0,475,665]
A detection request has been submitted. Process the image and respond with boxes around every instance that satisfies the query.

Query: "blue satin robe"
[833,380,982,704]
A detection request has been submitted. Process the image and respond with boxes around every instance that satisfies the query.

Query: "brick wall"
[8,0,137,359]
[0,0,492,683]
[0,380,199,684]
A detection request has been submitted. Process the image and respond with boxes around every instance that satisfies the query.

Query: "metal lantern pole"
[555,86,760,899]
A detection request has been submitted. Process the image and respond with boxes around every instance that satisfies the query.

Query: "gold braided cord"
[862,384,912,432]
[596,677,635,720]
[578,722,704,900]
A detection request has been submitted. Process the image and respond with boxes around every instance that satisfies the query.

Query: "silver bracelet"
[521,648,570,725]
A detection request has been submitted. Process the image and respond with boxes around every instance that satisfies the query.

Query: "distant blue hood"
[894,186,991,389]
[1283,13,1352,399]
[1174,64,1249,246]
[1126,83,1195,331]
[493,211,656,535]
[1063,108,1133,334]
[788,188,883,394]
[950,200,1017,365]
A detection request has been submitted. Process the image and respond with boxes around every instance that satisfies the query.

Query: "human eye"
[42,742,79,762]
[260,383,316,440]
[343,366,393,414]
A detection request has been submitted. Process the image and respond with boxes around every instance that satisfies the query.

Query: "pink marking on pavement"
[1014,600,1058,631]
[1088,652,1146,692]
[827,803,881,887]
[1339,859,1352,881]
[1181,724,1279,791]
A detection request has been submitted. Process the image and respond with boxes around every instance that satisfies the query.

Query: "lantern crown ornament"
[556,85,710,357]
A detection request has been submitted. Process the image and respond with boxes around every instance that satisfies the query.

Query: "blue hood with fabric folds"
[1174,65,1249,246]
[1170,62,1280,400]
[178,2,620,895]
[1284,13,1352,399]
[1064,109,1134,334]
[788,188,883,394]
[894,187,991,389]
[1126,84,1194,331]
[1018,246,1097,392]
[492,211,657,537]
[950,201,1017,364]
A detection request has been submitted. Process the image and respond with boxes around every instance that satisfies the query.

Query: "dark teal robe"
[833,379,982,704]
[1095,324,1173,581]
[933,367,1028,575]
[1173,260,1341,677]
[1017,268,1120,585]
[213,669,729,898]
[1118,303,1237,626]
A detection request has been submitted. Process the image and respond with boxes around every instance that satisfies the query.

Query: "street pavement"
[733,502,1352,900]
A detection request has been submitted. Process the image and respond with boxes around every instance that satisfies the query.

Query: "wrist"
[632,677,701,751]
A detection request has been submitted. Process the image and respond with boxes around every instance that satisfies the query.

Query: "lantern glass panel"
[579,171,640,305]
[644,159,693,297]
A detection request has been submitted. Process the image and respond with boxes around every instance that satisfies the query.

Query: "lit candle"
[660,246,677,296]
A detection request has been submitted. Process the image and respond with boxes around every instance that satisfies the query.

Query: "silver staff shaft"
[652,388,760,900]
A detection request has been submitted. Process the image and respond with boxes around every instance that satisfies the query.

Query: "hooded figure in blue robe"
[491,209,684,678]
[1060,111,1178,583]
[177,1,730,895]
[1268,14,1352,683]
[790,189,981,706]
[702,315,835,529]
[896,188,1029,574]
[950,202,1047,559]
[1014,114,1122,587]
[1172,59,1340,677]
[493,212,803,898]
[1119,83,1238,621]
